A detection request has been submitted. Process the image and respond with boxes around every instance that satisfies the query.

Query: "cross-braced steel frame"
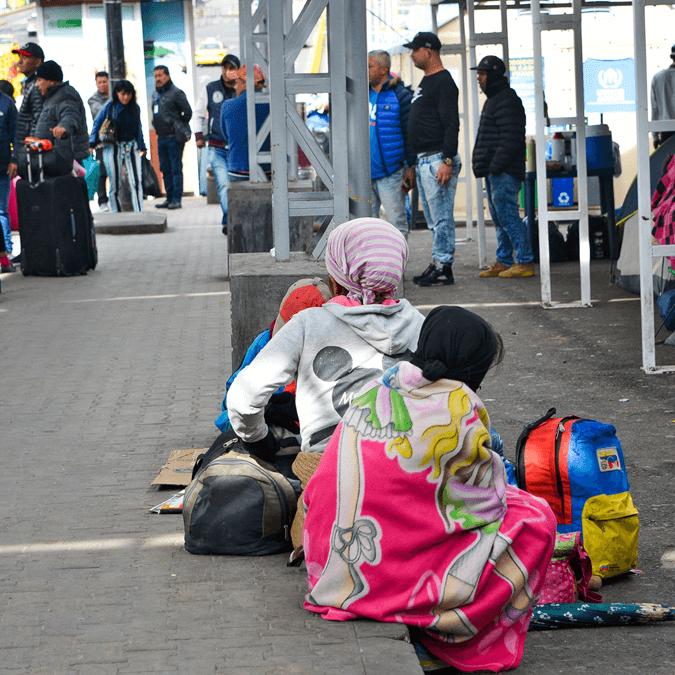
[239,0,371,261]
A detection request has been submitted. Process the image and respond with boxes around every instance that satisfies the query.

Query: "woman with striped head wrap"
[227,217,424,466]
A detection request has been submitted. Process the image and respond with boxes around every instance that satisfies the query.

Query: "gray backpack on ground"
[183,440,301,555]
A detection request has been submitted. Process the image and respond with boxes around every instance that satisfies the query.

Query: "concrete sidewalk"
[1,200,674,674]
[0,199,420,675]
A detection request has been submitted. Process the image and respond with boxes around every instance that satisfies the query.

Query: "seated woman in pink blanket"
[302,306,557,673]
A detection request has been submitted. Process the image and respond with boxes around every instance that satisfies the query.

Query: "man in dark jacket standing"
[12,42,44,148]
[152,65,192,210]
[472,56,533,278]
[194,54,239,230]
[403,32,460,287]
[368,50,414,238]
[34,61,89,162]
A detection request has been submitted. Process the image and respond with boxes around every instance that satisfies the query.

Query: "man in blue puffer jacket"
[368,50,415,237]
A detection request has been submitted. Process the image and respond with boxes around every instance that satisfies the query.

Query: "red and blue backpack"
[515,408,639,579]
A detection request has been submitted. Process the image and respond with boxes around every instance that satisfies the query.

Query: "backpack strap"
[514,407,557,489]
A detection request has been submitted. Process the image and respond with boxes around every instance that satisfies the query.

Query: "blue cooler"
[586,125,613,170]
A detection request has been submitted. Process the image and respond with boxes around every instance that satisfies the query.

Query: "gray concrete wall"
[229,251,328,366]
[227,181,314,255]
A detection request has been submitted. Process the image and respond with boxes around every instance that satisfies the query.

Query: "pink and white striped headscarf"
[325,218,408,305]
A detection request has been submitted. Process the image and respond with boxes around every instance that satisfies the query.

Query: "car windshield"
[0,37,13,44]
[200,43,220,50]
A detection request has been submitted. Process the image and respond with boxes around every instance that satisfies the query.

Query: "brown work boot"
[498,263,535,278]
[479,261,510,278]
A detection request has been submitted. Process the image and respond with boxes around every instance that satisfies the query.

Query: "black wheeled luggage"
[17,173,98,277]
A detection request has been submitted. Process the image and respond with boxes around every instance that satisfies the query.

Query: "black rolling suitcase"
[17,142,97,277]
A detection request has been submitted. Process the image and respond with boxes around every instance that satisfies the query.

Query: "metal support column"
[240,0,272,184]
[433,1,474,248]
[466,0,510,268]
[260,0,371,261]
[633,0,675,372]
[532,0,590,308]
[104,0,126,90]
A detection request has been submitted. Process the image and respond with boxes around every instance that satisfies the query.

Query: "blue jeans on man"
[415,152,461,265]
[0,172,12,256]
[157,137,185,204]
[371,166,408,237]
[209,145,229,226]
[485,173,533,265]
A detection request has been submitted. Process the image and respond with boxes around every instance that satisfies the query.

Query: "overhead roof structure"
[240,0,672,373]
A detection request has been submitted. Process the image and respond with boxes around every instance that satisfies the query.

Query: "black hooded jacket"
[472,76,526,181]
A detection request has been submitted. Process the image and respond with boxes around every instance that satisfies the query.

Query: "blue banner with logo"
[583,58,635,113]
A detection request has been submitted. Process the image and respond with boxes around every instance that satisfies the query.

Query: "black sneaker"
[155,200,170,209]
[167,201,182,210]
[10,252,21,264]
[413,263,438,284]
[417,263,454,287]
[1,262,16,273]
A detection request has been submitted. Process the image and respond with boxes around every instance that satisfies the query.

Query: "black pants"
[95,147,108,205]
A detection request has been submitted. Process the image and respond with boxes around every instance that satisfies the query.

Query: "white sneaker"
[99,203,110,213]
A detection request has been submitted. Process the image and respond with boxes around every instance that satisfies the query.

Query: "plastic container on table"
[586,124,613,170]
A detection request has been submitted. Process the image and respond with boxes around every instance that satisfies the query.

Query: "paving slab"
[94,211,168,235]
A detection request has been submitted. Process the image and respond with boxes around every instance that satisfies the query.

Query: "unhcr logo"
[598,68,622,89]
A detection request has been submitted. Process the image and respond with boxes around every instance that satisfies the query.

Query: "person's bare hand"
[404,166,417,191]
[51,126,67,139]
[436,161,452,187]
[140,150,147,156]
[196,138,206,148]
[7,162,17,179]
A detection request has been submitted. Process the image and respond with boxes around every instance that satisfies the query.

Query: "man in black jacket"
[471,55,534,278]
[152,65,192,210]
[12,43,44,149]
[403,32,461,287]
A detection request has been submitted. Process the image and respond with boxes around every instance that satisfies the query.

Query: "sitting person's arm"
[227,316,305,457]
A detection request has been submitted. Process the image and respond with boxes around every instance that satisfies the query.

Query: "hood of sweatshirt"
[322,298,423,356]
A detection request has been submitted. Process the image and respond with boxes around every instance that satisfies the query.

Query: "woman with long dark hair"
[89,79,146,212]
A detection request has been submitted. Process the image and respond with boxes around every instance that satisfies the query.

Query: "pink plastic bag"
[538,531,603,605]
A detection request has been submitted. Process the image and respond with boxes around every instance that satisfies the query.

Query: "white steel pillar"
[466,0,510,268]
[633,0,675,372]
[532,0,590,308]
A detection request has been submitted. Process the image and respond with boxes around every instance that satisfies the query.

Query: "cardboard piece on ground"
[152,448,206,487]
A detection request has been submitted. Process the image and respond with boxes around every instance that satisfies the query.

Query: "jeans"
[485,172,533,265]
[198,146,208,196]
[371,166,408,237]
[157,137,185,203]
[415,152,461,265]
[0,172,11,255]
[209,145,229,225]
[102,141,144,213]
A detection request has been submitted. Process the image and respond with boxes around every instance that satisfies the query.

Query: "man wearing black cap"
[650,45,675,149]
[403,31,460,287]
[11,42,44,148]
[33,61,90,163]
[194,54,240,231]
[472,55,533,279]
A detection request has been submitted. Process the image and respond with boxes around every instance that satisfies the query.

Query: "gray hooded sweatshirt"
[227,298,424,454]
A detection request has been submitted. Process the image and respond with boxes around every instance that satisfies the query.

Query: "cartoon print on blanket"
[303,361,556,672]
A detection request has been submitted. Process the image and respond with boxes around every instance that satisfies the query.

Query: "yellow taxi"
[194,38,227,67]
[0,34,17,57]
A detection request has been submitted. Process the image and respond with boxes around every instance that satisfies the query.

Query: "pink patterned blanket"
[303,362,556,672]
